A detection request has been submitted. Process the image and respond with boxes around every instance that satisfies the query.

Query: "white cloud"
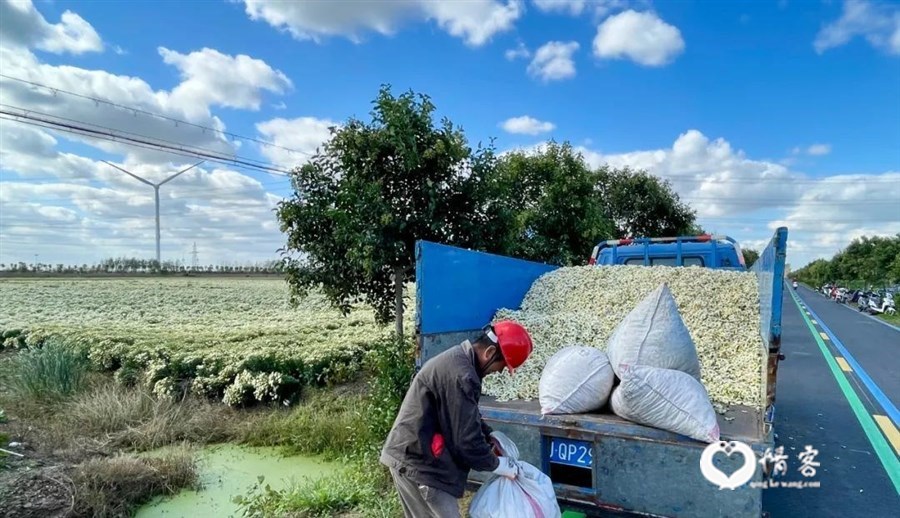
[500,116,556,135]
[0,8,299,266]
[533,0,586,16]
[241,0,521,47]
[255,117,338,168]
[527,41,579,81]
[159,47,292,118]
[593,10,685,66]
[0,0,103,55]
[505,41,530,60]
[567,129,899,267]
[806,143,832,156]
[814,0,900,55]
[533,0,628,18]
[0,42,294,165]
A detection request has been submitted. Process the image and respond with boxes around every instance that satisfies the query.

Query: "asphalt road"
[763,285,900,517]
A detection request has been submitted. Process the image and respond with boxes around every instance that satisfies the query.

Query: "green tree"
[487,142,614,265]
[742,248,760,268]
[595,166,698,238]
[277,86,496,337]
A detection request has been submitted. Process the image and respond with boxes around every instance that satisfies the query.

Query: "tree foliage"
[742,248,760,268]
[793,235,900,289]
[595,166,697,238]
[486,142,614,265]
[277,88,702,331]
[276,86,495,333]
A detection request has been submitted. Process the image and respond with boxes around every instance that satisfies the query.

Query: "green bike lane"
[762,287,899,517]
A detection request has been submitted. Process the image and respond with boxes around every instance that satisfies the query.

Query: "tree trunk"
[394,266,404,339]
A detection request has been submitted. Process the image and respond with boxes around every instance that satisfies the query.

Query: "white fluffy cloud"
[505,41,531,60]
[0,6,296,265]
[0,0,103,55]
[527,41,579,81]
[255,117,338,169]
[0,41,292,166]
[532,0,586,16]
[566,130,899,267]
[242,0,521,46]
[814,0,900,55]
[159,47,293,118]
[593,10,685,66]
[532,0,628,18]
[500,116,556,135]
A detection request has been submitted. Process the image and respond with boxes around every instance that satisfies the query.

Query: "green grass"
[876,312,900,326]
[0,340,88,404]
[235,460,401,518]
[236,389,371,459]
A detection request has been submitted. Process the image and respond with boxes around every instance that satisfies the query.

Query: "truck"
[414,228,789,517]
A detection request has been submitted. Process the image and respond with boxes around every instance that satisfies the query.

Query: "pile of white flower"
[483,265,764,412]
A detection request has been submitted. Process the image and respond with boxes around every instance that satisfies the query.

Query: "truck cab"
[589,234,746,269]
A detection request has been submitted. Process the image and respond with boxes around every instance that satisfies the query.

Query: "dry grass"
[41,382,243,454]
[71,445,198,517]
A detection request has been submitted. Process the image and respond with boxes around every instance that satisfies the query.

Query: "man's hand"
[492,456,518,480]
[489,433,502,456]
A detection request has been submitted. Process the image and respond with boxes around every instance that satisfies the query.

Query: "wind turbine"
[103,160,204,265]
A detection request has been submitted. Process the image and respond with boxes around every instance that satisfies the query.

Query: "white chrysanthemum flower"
[483,266,764,412]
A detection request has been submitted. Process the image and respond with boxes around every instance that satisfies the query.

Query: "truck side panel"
[752,227,789,426]
[753,227,788,351]
[415,241,557,366]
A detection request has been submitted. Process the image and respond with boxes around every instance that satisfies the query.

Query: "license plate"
[548,437,593,469]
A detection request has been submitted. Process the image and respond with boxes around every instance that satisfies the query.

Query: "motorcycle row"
[819,284,897,316]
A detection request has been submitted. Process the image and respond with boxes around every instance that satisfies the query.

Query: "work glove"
[492,456,519,480]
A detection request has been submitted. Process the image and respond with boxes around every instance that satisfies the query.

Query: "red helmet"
[491,320,533,373]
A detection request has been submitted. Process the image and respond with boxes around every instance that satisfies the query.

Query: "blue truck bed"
[414,228,789,517]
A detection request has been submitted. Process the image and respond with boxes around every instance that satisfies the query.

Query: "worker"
[379,320,534,518]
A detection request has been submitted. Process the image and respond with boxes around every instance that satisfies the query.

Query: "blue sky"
[1,0,898,268]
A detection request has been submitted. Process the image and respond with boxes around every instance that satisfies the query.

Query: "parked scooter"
[858,292,871,312]
[867,294,896,316]
[865,294,883,314]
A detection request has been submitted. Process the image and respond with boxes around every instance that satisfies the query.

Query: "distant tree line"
[793,235,900,290]
[0,257,282,275]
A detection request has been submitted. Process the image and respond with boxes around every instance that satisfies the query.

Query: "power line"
[0,73,314,159]
[0,105,292,174]
[0,109,294,176]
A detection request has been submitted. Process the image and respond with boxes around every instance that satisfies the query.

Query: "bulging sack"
[469,432,561,518]
[606,283,702,381]
[610,364,720,443]
[539,346,615,415]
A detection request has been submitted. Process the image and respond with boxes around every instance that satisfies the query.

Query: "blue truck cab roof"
[589,235,746,270]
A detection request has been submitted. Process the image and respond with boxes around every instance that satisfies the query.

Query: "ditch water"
[136,444,337,518]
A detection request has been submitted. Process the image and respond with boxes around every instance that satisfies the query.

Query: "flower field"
[0,277,405,405]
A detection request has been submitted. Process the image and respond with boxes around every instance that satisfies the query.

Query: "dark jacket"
[380,340,499,498]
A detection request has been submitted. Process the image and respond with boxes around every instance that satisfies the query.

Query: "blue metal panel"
[597,241,742,269]
[752,227,788,350]
[415,241,558,335]
[594,437,764,518]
